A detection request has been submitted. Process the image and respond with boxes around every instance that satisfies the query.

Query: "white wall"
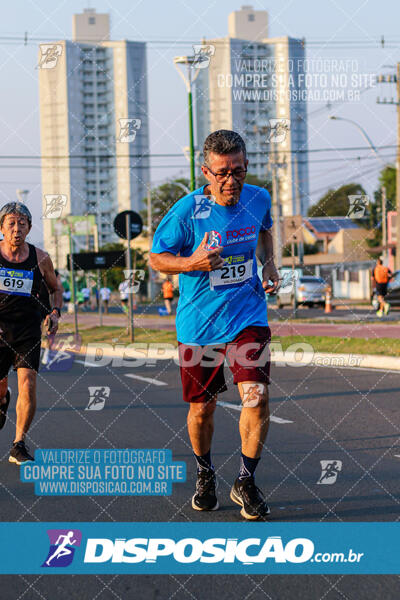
[333,268,371,300]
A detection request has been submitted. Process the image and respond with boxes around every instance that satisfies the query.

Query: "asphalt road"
[0,356,399,599]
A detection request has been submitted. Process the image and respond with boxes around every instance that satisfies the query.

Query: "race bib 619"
[0,268,34,297]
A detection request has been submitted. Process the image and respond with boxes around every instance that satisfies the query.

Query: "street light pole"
[187,68,196,191]
[330,115,389,262]
[330,116,385,165]
[147,185,154,301]
[376,64,400,268]
[174,55,201,192]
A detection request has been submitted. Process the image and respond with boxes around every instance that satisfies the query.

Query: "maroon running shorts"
[178,325,271,403]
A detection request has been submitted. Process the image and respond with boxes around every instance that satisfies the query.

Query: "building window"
[337,269,345,281]
[248,14,255,21]
[89,17,96,25]
[349,271,359,283]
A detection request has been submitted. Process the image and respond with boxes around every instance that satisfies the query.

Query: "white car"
[276,275,327,309]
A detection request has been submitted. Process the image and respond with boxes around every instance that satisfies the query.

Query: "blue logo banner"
[0,522,398,574]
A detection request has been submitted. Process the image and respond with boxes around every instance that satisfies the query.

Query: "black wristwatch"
[51,307,61,318]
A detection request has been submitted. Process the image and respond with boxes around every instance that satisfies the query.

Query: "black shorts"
[0,337,42,379]
[376,283,388,296]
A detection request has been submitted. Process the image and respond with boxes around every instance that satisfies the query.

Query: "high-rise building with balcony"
[195,5,309,217]
[39,8,149,266]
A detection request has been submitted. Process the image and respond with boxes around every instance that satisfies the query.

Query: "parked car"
[371,270,400,309]
[276,275,327,309]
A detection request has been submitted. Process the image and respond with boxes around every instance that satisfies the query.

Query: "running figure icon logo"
[279,270,299,294]
[38,44,63,69]
[41,334,82,372]
[192,195,215,219]
[43,194,67,219]
[42,529,82,567]
[192,44,215,69]
[267,118,291,144]
[123,269,145,293]
[347,195,369,218]
[86,386,110,411]
[241,383,265,408]
[317,460,343,485]
[205,230,222,250]
[117,118,141,143]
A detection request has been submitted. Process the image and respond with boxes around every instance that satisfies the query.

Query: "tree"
[140,178,191,232]
[369,165,397,248]
[141,174,272,230]
[308,183,367,217]
[98,242,148,291]
[377,165,396,212]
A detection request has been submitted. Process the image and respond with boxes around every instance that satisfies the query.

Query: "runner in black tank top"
[0,202,63,465]
[0,243,44,343]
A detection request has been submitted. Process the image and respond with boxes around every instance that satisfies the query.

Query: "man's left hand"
[262,262,280,294]
[44,312,59,335]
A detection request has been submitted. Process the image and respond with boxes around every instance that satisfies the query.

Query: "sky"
[0,0,399,246]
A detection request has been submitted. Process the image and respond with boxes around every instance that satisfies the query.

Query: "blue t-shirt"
[151,183,273,345]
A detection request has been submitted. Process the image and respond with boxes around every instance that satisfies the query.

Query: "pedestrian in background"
[162,277,174,314]
[372,258,392,317]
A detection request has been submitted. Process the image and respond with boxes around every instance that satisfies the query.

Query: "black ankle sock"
[238,453,260,480]
[194,450,213,473]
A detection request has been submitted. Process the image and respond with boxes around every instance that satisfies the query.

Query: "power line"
[0,145,398,159]
[309,164,384,197]
[0,33,400,47]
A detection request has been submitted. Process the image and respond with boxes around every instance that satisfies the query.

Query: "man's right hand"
[187,232,224,272]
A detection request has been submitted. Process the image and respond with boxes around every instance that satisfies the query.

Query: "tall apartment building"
[39,8,149,266]
[195,5,309,217]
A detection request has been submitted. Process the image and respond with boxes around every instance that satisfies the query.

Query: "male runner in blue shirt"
[150,130,279,520]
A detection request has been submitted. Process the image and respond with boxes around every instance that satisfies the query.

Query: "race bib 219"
[209,251,253,291]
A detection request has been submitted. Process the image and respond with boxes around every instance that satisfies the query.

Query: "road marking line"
[218,401,293,423]
[124,374,167,386]
[313,364,400,374]
[76,360,99,367]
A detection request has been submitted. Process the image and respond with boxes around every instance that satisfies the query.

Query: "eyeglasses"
[204,165,247,183]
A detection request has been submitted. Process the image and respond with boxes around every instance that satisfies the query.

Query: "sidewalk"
[61,311,400,338]
[61,311,176,331]
[271,321,400,339]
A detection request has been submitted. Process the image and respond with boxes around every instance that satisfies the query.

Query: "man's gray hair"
[0,202,32,228]
[203,130,247,165]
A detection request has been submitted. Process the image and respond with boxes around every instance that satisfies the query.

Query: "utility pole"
[376,63,400,268]
[67,223,78,337]
[125,213,134,342]
[382,186,387,264]
[271,143,282,269]
[94,223,102,326]
[147,185,154,301]
[397,63,400,269]
[294,154,304,267]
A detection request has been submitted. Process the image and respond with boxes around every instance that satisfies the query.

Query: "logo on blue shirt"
[192,195,215,219]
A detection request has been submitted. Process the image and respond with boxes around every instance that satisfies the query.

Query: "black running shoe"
[192,469,219,511]
[230,476,270,520]
[0,389,11,430]
[9,441,34,465]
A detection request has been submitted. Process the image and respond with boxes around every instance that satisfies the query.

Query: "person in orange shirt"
[372,258,392,317]
[162,278,174,314]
